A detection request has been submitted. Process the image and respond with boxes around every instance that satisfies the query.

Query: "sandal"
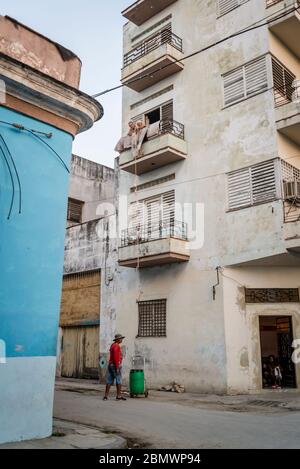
[103,396,108,401]
[116,396,127,401]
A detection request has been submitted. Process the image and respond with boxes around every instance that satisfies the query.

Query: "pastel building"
[0,16,103,443]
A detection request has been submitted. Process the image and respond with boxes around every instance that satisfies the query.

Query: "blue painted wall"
[0,107,72,358]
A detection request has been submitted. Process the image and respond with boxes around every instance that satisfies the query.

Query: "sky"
[1,0,130,168]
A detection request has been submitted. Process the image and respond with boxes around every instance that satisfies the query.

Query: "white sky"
[1,0,130,168]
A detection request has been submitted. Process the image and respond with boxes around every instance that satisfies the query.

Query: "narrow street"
[54,382,300,449]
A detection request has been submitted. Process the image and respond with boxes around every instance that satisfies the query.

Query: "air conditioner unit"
[283,180,300,200]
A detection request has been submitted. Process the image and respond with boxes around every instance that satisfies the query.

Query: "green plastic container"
[129,369,145,395]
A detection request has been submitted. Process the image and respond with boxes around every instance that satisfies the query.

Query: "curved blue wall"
[0,108,72,358]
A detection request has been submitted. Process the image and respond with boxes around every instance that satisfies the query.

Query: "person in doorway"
[274,359,283,389]
[103,334,126,401]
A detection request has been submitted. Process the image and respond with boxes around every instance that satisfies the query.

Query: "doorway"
[259,316,296,389]
[61,325,99,379]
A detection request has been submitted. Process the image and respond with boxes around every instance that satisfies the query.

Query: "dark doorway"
[259,316,296,389]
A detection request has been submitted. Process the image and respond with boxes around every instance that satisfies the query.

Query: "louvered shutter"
[218,0,248,16]
[218,0,239,16]
[245,57,268,97]
[161,101,174,133]
[251,159,278,204]
[223,67,245,106]
[227,159,279,210]
[272,57,295,106]
[162,190,175,226]
[223,56,268,106]
[67,198,83,223]
[227,168,251,210]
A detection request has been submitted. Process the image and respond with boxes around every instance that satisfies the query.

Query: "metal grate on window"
[67,198,83,223]
[245,288,299,303]
[138,300,167,337]
[272,57,296,107]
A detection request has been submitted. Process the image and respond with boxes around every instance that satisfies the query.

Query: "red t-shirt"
[109,342,122,368]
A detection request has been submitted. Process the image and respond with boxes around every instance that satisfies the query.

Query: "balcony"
[275,78,300,145]
[118,220,190,268]
[122,0,178,26]
[267,1,300,59]
[119,119,187,175]
[122,30,184,92]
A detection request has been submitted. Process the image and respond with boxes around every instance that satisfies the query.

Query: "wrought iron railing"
[267,0,300,7]
[281,159,300,223]
[272,57,296,107]
[123,30,183,67]
[121,220,188,247]
[158,119,185,140]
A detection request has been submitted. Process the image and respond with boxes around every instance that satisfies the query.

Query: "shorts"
[106,363,122,385]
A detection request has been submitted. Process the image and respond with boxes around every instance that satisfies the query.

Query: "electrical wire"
[0,133,22,214]
[26,130,70,173]
[92,5,299,98]
[0,120,69,173]
[0,142,15,219]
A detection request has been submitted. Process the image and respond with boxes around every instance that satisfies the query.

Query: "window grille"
[138,300,167,337]
[245,288,299,303]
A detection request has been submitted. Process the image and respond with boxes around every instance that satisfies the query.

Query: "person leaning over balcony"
[103,334,126,401]
[114,121,136,152]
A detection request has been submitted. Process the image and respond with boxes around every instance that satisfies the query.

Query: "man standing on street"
[103,334,126,401]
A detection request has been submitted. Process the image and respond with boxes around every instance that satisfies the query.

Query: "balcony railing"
[121,220,188,247]
[123,30,183,67]
[158,119,184,140]
[272,57,296,107]
[282,159,300,222]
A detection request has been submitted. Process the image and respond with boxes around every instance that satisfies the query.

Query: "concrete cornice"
[0,52,103,135]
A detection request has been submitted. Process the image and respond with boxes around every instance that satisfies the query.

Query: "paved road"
[54,389,300,449]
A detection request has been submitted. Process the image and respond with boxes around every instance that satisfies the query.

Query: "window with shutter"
[272,57,295,107]
[129,190,175,232]
[227,159,280,210]
[223,56,268,107]
[67,198,83,223]
[217,0,249,17]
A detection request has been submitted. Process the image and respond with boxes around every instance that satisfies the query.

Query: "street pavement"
[53,379,300,449]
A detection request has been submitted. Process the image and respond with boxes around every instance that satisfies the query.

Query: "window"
[227,159,280,210]
[217,0,249,17]
[129,190,175,231]
[223,56,268,107]
[272,57,295,107]
[138,300,167,337]
[133,100,173,126]
[67,198,83,223]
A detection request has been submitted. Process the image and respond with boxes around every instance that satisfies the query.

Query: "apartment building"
[115,0,300,393]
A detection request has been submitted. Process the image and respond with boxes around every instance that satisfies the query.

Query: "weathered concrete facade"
[56,156,117,381]
[115,0,300,393]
